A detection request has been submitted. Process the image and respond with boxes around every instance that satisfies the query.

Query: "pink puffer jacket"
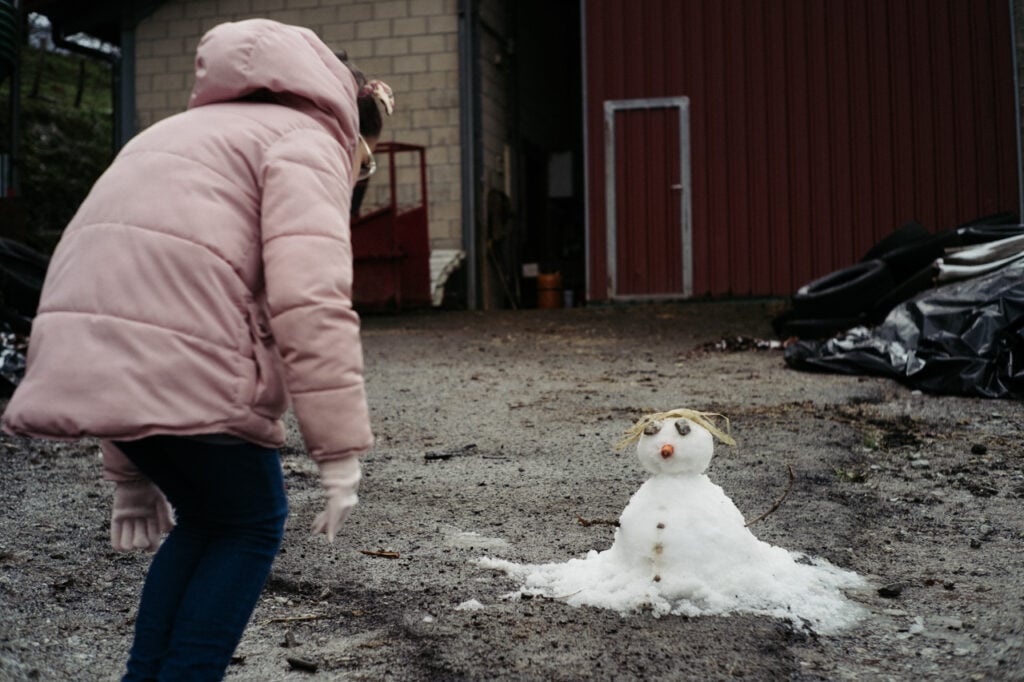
[2,19,373,477]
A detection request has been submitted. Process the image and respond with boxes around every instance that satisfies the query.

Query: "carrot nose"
[660,444,674,459]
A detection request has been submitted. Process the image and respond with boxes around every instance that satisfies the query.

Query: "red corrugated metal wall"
[585,0,1019,300]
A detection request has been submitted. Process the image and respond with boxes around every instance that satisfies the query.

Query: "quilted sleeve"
[258,128,373,462]
[101,440,145,482]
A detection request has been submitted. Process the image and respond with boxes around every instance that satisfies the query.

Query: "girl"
[2,18,393,681]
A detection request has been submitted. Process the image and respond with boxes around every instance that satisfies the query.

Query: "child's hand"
[311,457,361,543]
[110,480,174,551]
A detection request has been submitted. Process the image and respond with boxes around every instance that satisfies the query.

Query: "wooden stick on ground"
[745,463,795,527]
[576,516,619,527]
[264,614,325,625]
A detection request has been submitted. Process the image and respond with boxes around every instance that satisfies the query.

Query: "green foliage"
[1,43,114,252]
[18,99,113,250]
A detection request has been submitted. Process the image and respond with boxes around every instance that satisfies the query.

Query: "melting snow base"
[479,475,867,634]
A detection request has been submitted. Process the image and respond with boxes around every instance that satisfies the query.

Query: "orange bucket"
[537,272,563,309]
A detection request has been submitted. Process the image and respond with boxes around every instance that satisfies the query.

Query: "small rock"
[286,657,318,673]
[936,617,963,630]
[969,538,982,549]
[943,581,956,591]
[909,459,930,469]
[878,583,903,598]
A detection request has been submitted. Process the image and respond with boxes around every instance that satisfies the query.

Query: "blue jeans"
[114,436,289,682]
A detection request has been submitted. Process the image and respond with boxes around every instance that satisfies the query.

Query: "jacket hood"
[188,19,357,143]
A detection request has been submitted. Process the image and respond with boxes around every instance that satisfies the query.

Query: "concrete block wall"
[134,0,463,250]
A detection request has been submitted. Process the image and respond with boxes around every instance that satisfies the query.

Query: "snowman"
[478,409,867,633]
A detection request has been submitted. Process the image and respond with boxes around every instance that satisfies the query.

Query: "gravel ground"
[1,300,1022,681]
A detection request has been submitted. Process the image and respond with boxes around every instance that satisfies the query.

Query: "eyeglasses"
[357,135,377,182]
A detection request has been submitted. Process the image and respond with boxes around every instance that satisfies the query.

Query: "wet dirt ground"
[1,300,1022,680]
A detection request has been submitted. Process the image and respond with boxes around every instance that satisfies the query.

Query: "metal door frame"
[604,96,692,300]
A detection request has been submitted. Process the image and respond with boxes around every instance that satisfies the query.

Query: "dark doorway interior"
[511,0,584,308]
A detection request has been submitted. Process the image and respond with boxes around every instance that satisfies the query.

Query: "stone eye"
[642,420,662,436]
[674,420,691,436]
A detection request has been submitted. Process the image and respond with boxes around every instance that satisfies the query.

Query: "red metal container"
[350,142,431,311]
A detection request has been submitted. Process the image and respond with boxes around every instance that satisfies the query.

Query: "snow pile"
[478,411,867,634]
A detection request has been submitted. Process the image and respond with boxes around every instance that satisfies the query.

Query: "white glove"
[110,480,174,552]
[311,457,361,543]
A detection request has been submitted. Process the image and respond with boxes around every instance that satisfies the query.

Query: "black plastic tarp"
[784,258,1024,399]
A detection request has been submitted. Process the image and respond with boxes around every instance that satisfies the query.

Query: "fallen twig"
[264,614,326,625]
[424,444,478,461]
[359,549,400,559]
[745,463,795,527]
[576,516,619,527]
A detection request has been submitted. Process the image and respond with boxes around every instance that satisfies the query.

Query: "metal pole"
[1011,0,1024,221]
[580,0,589,302]
[7,0,21,196]
[457,0,479,309]
[116,22,135,148]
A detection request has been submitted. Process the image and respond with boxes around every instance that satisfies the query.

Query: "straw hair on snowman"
[616,408,737,451]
